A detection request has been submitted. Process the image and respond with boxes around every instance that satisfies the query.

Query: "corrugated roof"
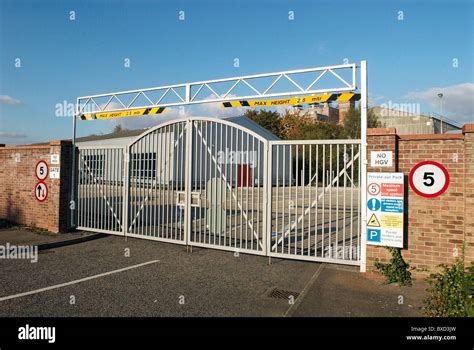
[75,116,281,144]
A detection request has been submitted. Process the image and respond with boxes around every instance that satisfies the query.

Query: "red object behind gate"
[237,164,252,187]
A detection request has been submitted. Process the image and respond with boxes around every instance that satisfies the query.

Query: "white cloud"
[369,93,385,106]
[0,95,21,105]
[405,83,474,123]
[0,131,27,138]
[101,101,123,111]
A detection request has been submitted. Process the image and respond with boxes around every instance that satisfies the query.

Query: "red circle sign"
[409,161,450,198]
[367,183,381,196]
[35,160,49,181]
[34,181,48,202]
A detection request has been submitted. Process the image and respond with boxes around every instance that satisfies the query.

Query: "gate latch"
[175,191,201,207]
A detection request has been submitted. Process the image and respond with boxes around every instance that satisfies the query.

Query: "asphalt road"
[0,228,427,317]
[0,232,320,317]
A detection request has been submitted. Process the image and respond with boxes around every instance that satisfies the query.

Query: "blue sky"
[0,0,473,145]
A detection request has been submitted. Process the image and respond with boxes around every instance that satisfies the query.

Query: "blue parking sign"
[367,229,381,243]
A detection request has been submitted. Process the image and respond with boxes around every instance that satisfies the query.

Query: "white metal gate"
[77,146,125,235]
[73,61,368,269]
[268,140,361,265]
[77,118,361,265]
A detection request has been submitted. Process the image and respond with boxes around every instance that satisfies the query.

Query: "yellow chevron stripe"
[80,107,166,120]
[226,101,245,107]
[221,93,335,108]
[336,93,361,102]
[221,92,361,108]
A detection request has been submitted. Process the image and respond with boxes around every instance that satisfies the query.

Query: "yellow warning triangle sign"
[367,213,381,227]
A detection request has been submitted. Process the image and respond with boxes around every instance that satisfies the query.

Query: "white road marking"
[0,260,160,302]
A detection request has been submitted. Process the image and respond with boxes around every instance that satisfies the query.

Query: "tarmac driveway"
[0,228,427,317]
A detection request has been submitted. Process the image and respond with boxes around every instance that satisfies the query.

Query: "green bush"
[374,247,412,286]
[463,263,474,317]
[424,258,472,317]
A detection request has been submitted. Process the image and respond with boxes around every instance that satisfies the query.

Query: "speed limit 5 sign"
[35,160,49,181]
[409,161,450,198]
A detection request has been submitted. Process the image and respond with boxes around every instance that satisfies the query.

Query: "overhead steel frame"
[71,61,368,271]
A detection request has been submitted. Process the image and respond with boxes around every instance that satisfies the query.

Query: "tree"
[244,109,282,138]
[342,107,382,139]
[112,124,126,134]
[279,109,315,140]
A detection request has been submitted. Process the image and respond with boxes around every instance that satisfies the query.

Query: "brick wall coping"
[0,140,71,150]
[463,124,474,133]
[399,134,464,141]
[49,140,72,146]
[0,145,51,150]
[367,128,397,136]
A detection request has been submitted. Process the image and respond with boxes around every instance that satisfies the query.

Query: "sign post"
[367,172,404,248]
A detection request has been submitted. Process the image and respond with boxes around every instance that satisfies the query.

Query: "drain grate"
[267,288,300,300]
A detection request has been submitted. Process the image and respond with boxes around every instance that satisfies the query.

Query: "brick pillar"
[366,128,399,270]
[49,140,73,232]
[367,128,398,173]
[463,124,474,267]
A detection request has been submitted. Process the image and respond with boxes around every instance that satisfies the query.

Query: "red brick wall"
[0,141,72,233]
[366,126,473,275]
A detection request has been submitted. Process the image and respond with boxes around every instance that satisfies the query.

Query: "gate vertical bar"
[265,141,271,256]
[70,100,78,229]
[123,145,129,237]
[360,60,368,272]
[184,119,192,246]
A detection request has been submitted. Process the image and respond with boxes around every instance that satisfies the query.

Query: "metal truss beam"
[76,63,357,115]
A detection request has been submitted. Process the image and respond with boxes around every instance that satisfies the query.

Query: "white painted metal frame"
[267,140,362,266]
[71,61,367,271]
[76,145,126,236]
[76,64,356,115]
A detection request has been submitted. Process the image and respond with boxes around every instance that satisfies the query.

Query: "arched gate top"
[128,116,270,148]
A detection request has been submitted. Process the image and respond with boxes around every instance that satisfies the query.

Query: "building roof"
[75,115,281,146]
[75,128,146,143]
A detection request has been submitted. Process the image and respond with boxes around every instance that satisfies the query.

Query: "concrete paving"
[292,265,427,317]
[0,227,428,317]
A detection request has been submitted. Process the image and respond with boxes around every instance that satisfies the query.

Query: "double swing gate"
[76,117,361,266]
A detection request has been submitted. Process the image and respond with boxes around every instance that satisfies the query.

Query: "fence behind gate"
[76,118,361,266]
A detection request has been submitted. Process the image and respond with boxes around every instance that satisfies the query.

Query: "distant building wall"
[366,125,474,275]
[371,107,461,135]
[0,141,72,233]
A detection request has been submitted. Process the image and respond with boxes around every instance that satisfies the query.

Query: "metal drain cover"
[267,288,300,300]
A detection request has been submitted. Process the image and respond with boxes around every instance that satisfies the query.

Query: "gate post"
[264,141,272,256]
[360,60,368,272]
[184,119,193,246]
[122,146,130,237]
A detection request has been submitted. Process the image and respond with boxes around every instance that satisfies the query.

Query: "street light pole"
[437,93,443,134]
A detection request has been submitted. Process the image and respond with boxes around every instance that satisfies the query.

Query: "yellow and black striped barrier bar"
[79,107,166,120]
[221,93,360,108]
